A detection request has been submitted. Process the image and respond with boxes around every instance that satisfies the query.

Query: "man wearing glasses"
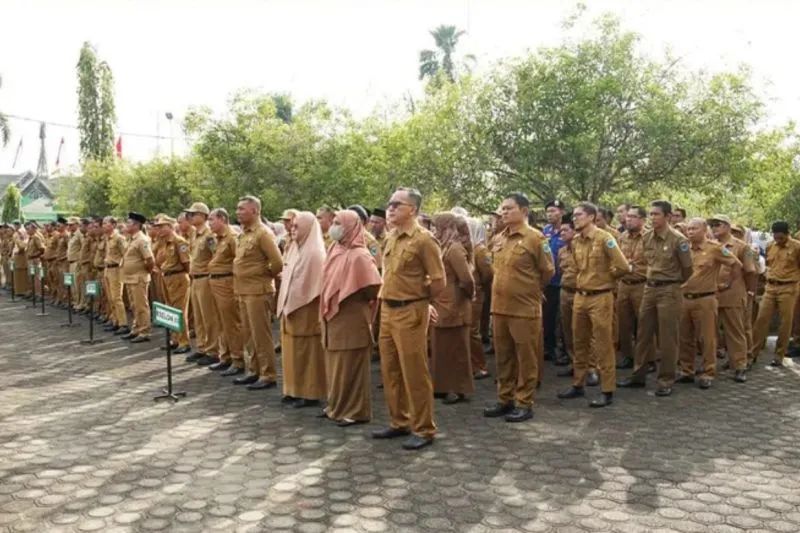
[372,187,445,451]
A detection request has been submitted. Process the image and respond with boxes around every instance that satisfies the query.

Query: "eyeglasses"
[387,201,413,210]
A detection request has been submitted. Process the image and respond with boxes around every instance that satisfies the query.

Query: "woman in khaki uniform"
[468,218,492,379]
[12,227,30,297]
[321,210,382,425]
[430,213,476,404]
[276,211,327,408]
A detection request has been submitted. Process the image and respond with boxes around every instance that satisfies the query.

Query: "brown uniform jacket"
[233,222,283,295]
[67,231,84,263]
[558,245,577,289]
[717,235,756,307]
[208,226,237,274]
[190,225,215,274]
[473,244,493,295]
[642,226,693,282]
[104,231,127,266]
[619,230,647,283]
[79,233,94,265]
[43,233,59,261]
[159,234,191,273]
[433,242,475,328]
[379,223,445,301]
[121,231,154,284]
[764,238,800,283]
[93,236,107,270]
[490,224,555,319]
[682,240,739,294]
[26,232,45,261]
[56,232,69,262]
[573,227,630,291]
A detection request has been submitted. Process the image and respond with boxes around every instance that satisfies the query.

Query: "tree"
[419,25,475,87]
[77,42,116,162]
[0,74,9,146]
[1,184,22,223]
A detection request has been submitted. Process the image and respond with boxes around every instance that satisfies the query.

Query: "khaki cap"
[151,215,177,226]
[707,214,731,225]
[280,209,297,221]
[731,223,745,234]
[185,202,210,215]
[67,216,81,224]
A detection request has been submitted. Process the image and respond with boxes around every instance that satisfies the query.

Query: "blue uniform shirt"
[543,224,565,287]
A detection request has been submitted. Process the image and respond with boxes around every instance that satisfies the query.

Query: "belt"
[191,273,209,279]
[106,263,120,268]
[767,279,797,286]
[209,273,233,279]
[575,288,613,297]
[621,279,645,285]
[383,297,426,309]
[163,270,187,277]
[561,286,577,294]
[646,279,681,288]
[683,291,716,300]
[96,266,105,271]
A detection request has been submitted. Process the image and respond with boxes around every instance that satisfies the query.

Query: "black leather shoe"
[556,366,573,377]
[646,362,657,373]
[371,427,411,439]
[292,398,320,408]
[698,378,712,389]
[120,332,137,340]
[103,325,119,332]
[617,377,646,388]
[247,379,277,390]
[616,357,634,369]
[589,392,613,408]
[233,373,259,385]
[557,386,585,399]
[401,435,433,450]
[543,351,555,362]
[654,386,672,397]
[209,361,231,371]
[185,352,205,363]
[504,407,533,423]
[442,393,465,405]
[281,395,297,404]
[554,355,571,366]
[160,342,179,351]
[675,374,695,384]
[196,355,218,366]
[130,336,150,344]
[586,371,600,387]
[769,359,783,367]
[220,366,244,377]
[733,370,747,383]
[483,402,515,418]
[173,345,191,354]
[114,326,131,336]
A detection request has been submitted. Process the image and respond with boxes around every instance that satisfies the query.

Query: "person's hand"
[429,305,439,325]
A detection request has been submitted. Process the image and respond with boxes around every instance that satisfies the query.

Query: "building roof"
[0,171,53,199]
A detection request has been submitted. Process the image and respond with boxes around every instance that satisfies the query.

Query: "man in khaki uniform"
[42,222,59,303]
[751,221,800,367]
[372,187,445,450]
[233,196,284,390]
[153,215,192,352]
[184,202,222,363]
[617,206,655,369]
[557,202,630,408]
[121,212,155,343]
[54,218,70,307]
[556,215,578,377]
[709,215,757,382]
[1,224,13,289]
[25,222,46,296]
[207,207,246,375]
[102,216,129,335]
[92,221,110,322]
[618,200,693,396]
[484,193,554,423]
[676,218,740,389]
[76,219,95,313]
[13,223,31,298]
[65,217,84,310]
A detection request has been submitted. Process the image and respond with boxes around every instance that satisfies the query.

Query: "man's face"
[545,207,563,225]
[127,220,139,235]
[159,224,174,238]
[187,212,205,226]
[774,232,789,246]
[710,221,730,240]
[626,209,644,232]
[209,214,225,234]
[236,201,255,225]
[686,221,706,243]
[617,205,628,224]
[671,211,685,224]
[103,221,114,234]
[500,198,526,226]
[281,218,292,231]
[368,216,385,235]
[650,207,668,229]
[572,208,593,231]
[177,218,191,234]
[316,210,334,233]
[387,191,415,226]
[68,223,78,233]
[559,224,575,242]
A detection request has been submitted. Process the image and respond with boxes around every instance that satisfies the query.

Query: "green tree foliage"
[1,184,22,222]
[77,42,116,162]
[419,25,476,88]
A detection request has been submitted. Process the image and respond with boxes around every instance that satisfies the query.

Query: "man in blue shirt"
[543,200,568,365]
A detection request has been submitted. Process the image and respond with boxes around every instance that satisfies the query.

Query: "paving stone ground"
[1,294,800,533]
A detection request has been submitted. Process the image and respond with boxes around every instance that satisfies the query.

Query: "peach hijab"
[276,211,327,317]
[321,210,382,321]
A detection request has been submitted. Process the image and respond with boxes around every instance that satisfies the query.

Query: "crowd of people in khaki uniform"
[2,188,800,451]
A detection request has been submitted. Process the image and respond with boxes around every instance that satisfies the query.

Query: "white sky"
[1,0,798,174]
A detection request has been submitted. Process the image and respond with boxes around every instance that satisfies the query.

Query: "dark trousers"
[543,284,561,358]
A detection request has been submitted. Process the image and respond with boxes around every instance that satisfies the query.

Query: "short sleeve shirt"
[104,232,127,266]
[190,225,215,274]
[765,239,800,282]
[159,234,191,273]
[572,227,630,291]
[682,240,739,294]
[233,223,283,295]
[642,227,693,282]
[619,231,647,282]
[208,226,237,274]
[379,224,444,301]
[121,231,154,284]
[717,235,756,307]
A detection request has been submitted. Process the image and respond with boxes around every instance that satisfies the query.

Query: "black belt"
[384,297,426,308]
[767,279,797,286]
[209,273,233,279]
[646,279,681,287]
[191,273,209,279]
[575,288,613,297]
[621,279,645,285]
[561,286,577,294]
[106,263,120,268]
[163,270,187,277]
[683,291,716,300]
[96,266,105,271]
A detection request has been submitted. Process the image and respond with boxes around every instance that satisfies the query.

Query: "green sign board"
[63,272,75,287]
[152,302,184,333]
[85,280,101,297]
[38,265,45,280]
[28,264,36,276]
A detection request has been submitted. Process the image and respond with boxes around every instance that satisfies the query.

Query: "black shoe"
[371,427,411,439]
[291,398,320,408]
[554,356,570,366]
[185,352,205,362]
[698,378,712,389]
[130,336,150,344]
[281,395,297,404]
[442,393,465,405]
[589,392,613,408]
[556,366,574,377]
[675,374,695,384]
[120,332,137,340]
[103,325,119,332]
[233,373,258,385]
[483,402,515,418]
[160,342,179,351]
[473,370,491,380]
[586,371,600,387]
[114,326,131,336]
[196,355,218,366]
[788,346,800,358]
[616,357,634,369]
[655,386,672,397]
[504,407,533,423]
[247,379,277,390]
[274,343,282,354]
[557,386,585,399]
[617,377,646,388]
[220,366,244,377]
[733,370,747,383]
[647,362,657,373]
[173,345,191,354]
[544,351,555,362]
[401,435,433,450]
[769,359,783,367]
[484,345,495,355]
[209,361,231,371]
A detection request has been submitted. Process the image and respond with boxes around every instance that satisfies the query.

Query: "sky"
[1,0,798,174]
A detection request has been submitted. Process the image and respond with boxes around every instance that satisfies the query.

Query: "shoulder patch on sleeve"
[721,246,731,256]
[179,244,189,253]
[679,241,690,252]
[542,241,551,254]
[606,239,616,249]
[369,244,378,257]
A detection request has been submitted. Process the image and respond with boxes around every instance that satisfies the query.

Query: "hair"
[630,205,647,218]
[575,201,598,218]
[103,216,117,225]
[505,192,530,209]
[561,213,574,228]
[674,207,687,218]
[618,202,632,210]
[210,208,229,223]
[650,200,673,216]
[317,205,335,216]
[599,207,614,221]
[772,221,790,234]
[238,195,262,212]
[397,187,423,210]
[177,213,188,222]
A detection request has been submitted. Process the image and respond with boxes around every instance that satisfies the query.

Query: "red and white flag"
[115,136,123,159]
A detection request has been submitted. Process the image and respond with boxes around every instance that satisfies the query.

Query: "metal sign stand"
[152,302,187,402]
[153,327,187,403]
[9,263,15,302]
[61,274,77,327]
[80,282,103,345]
[29,267,36,308]
[36,267,47,317]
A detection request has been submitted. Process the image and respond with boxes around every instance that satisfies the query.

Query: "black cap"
[372,208,386,219]
[545,200,565,210]
[347,205,369,223]
[128,212,147,225]
[57,216,67,224]
[561,213,573,225]
[771,221,790,235]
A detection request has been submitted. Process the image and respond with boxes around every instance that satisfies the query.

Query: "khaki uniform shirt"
[208,226,237,274]
[159,234,191,273]
[26,232,45,261]
[433,242,474,327]
[121,231,154,284]
[67,231,84,263]
[558,245,578,289]
[765,238,800,282]
[104,231,127,266]
[573,227,630,291]
[473,244,493,294]
[93,236,107,270]
[379,223,445,301]
[79,233,94,266]
[642,227,693,282]
[233,222,283,295]
[717,235,756,307]
[490,224,555,319]
[682,240,739,294]
[365,230,383,270]
[56,231,69,262]
[43,233,59,261]
[619,230,647,283]
[189,225,215,274]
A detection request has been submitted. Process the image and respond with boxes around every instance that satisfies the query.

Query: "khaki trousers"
[752,283,799,363]
[560,288,575,361]
[238,293,277,380]
[1,258,9,288]
[163,274,191,347]
[191,276,221,356]
[210,276,244,367]
[492,313,542,409]
[69,262,81,307]
[678,295,718,378]
[617,282,655,362]
[78,263,91,309]
[379,300,436,438]
[719,299,748,371]
[104,267,128,327]
[126,280,151,336]
[469,289,488,373]
[573,291,616,393]
[632,283,682,388]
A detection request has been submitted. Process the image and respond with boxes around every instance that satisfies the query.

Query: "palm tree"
[0,75,9,146]
[418,25,476,84]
